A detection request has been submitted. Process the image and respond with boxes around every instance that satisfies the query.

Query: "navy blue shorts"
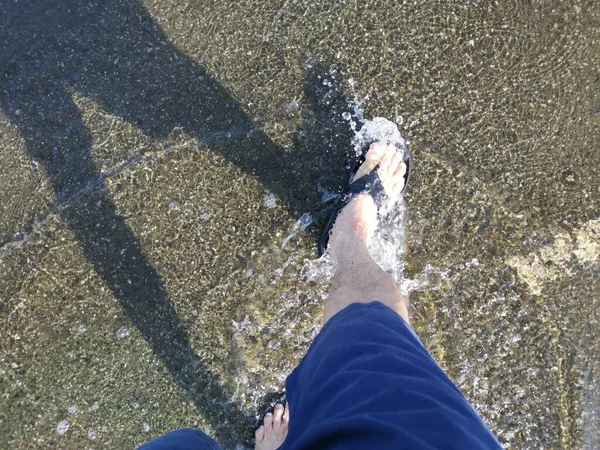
[140,302,501,449]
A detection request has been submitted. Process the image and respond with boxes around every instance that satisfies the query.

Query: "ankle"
[330,233,372,267]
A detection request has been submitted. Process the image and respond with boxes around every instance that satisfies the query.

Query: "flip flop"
[254,393,287,432]
[318,143,412,256]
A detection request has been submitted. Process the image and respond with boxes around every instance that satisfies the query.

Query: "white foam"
[351,117,409,159]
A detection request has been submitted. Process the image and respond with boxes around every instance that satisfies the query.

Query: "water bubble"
[232,315,251,332]
[11,362,18,369]
[117,326,130,340]
[396,115,404,125]
[342,112,352,121]
[143,423,151,432]
[168,201,180,212]
[263,191,278,208]
[56,420,70,436]
[77,324,87,333]
[68,405,78,414]
[284,98,300,113]
[87,429,97,440]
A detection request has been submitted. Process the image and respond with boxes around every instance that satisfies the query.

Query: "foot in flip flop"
[326,142,408,261]
[255,403,289,450]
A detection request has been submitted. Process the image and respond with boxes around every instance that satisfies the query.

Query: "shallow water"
[1,0,599,449]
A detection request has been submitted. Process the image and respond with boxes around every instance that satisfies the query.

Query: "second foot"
[255,403,289,450]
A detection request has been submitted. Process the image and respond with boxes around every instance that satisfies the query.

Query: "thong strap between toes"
[342,165,387,210]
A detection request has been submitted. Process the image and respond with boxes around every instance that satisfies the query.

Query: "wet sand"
[1,0,599,448]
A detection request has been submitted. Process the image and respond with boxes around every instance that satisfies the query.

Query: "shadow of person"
[1,0,353,446]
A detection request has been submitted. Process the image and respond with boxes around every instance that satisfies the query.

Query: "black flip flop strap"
[342,165,387,210]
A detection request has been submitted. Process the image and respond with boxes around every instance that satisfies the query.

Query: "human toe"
[354,143,386,180]
[273,404,285,426]
[255,425,265,443]
[263,413,274,432]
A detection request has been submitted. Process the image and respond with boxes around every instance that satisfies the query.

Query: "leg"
[281,143,501,450]
[324,143,409,324]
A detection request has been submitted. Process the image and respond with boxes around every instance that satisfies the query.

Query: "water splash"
[304,117,418,294]
[350,117,409,160]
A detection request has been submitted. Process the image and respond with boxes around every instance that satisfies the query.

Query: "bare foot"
[255,403,289,450]
[328,142,406,260]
